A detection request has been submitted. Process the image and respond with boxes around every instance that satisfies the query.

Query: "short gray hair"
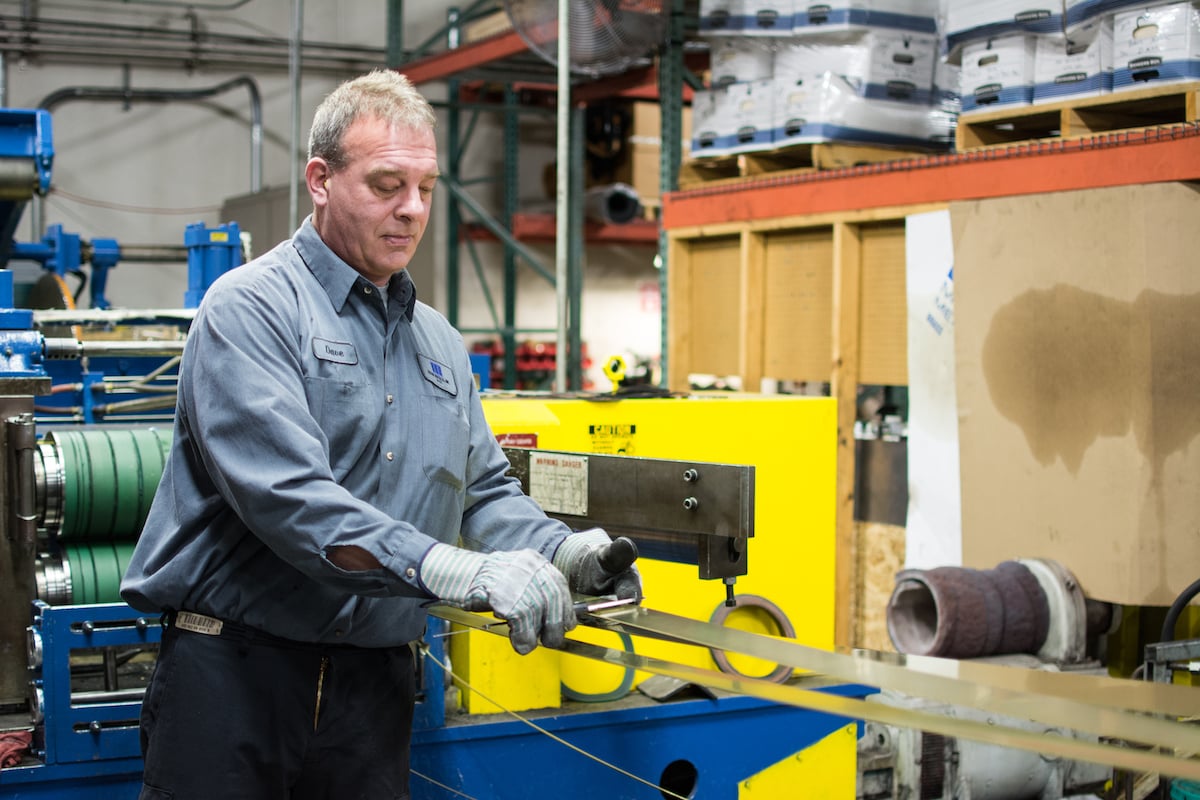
[308,70,436,170]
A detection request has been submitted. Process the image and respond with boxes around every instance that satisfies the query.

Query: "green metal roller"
[60,541,136,605]
[39,428,172,542]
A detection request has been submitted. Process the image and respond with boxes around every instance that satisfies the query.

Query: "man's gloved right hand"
[420,543,575,655]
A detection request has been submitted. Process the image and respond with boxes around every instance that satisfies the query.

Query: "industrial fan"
[502,0,671,78]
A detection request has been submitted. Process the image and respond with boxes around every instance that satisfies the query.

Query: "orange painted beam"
[462,213,660,244]
[398,31,531,85]
[662,127,1200,230]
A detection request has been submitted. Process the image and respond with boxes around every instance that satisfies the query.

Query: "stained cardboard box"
[952,182,1200,606]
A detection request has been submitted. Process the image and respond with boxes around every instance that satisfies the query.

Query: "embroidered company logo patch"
[313,338,358,365]
[418,354,457,396]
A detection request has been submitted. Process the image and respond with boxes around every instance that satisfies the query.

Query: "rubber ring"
[709,594,796,684]
[560,629,637,703]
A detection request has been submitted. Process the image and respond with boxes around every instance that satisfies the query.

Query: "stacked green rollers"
[41,428,171,604]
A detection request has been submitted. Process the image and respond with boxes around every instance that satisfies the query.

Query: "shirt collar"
[293,216,417,322]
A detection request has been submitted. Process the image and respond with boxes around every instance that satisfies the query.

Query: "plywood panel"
[682,235,742,377]
[761,227,834,382]
[858,222,908,386]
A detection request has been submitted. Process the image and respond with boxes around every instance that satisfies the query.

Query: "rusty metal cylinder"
[886,561,1051,659]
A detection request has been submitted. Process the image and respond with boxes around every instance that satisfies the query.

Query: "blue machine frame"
[0,603,159,798]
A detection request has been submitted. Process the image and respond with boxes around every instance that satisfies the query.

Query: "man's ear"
[305,159,332,204]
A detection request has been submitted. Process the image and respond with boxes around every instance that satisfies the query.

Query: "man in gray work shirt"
[120,69,640,800]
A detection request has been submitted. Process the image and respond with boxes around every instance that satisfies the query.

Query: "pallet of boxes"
[687,0,958,182]
[950,0,1200,148]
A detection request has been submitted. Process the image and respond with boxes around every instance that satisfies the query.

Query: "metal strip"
[596,606,1200,753]
[428,605,1200,780]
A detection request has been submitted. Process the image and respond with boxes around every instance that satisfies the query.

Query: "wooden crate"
[679,141,931,189]
[957,80,1200,151]
[666,204,939,647]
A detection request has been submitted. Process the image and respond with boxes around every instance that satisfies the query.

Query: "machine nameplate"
[528,452,588,516]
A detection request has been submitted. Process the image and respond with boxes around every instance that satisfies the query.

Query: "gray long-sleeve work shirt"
[120,218,571,646]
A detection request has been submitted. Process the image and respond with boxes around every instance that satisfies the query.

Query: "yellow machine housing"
[450,393,837,712]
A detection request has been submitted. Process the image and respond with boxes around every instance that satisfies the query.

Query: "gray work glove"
[420,543,575,655]
[553,528,643,602]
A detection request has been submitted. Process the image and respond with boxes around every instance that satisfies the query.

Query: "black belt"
[164,610,368,652]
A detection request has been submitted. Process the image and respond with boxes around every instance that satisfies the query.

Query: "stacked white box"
[1112,1,1200,88]
[791,0,939,34]
[946,0,1064,58]
[1033,21,1114,102]
[690,79,776,156]
[774,30,939,104]
[772,72,950,146]
[700,0,795,34]
[1065,0,1143,34]
[709,36,778,86]
[960,35,1039,111]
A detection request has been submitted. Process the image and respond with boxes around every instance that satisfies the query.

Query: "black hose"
[1160,576,1200,643]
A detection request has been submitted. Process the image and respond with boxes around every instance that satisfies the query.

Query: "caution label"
[588,423,636,455]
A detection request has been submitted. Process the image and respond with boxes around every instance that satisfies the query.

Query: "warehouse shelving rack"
[392,1,695,390]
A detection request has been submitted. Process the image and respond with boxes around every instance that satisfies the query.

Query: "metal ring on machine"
[708,594,796,684]
[560,629,637,703]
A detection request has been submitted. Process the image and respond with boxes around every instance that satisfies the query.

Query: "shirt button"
[386,394,394,404]
[363,286,373,295]
[385,452,394,461]
[405,567,416,579]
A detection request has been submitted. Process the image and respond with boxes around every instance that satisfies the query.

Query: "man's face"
[312,116,439,286]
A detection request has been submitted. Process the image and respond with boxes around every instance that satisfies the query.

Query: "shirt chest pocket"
[304,375,380,477]
[420,394,469,490]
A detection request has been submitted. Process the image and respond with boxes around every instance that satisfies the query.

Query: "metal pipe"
[0,14,384,76]
[110,244,188,263]
[555,0,570,393]
[38,75,264,195]
[288,0,304,232]
[7,414,37,556]
[71,688,146,705]
[42,338,187,359]
[90,0,253,8]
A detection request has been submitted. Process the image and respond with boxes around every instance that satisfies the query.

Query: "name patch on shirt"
[313,338,358,365]
[418,354,457,396]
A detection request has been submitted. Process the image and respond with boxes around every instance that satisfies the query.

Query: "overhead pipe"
[0,14,383,75]
[34,75,263,240]
[38,74,263,194]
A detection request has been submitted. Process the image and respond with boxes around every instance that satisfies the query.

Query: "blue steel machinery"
[0,107,243,797]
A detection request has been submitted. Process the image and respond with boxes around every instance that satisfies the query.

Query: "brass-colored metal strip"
[596,606,1200,753]
[429,605,1200,782]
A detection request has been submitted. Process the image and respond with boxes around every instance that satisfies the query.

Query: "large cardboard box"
[953,182,1200,607]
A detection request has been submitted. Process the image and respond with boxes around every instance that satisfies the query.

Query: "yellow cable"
[419,643,689,800]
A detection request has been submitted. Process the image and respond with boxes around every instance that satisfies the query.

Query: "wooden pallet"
[678,141,930,189]
[957,80,1200,151]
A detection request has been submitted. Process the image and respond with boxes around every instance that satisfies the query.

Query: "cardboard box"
[690,79,775,156]
[611,102,692,204]
[960,35,1038,112]
[1033,23,1114,103]
[945,0,1063,57]
[700,0,794,34]
[791,0,938,34]
[709,35,777,86]
[1112,1,1200,89]
[774,30,938,105]
[952,182,1200,607]
[772,73,946,148]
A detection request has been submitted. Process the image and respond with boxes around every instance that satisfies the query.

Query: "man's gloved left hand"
[553,528,643,602]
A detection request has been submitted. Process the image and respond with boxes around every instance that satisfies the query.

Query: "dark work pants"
[138,618,416,800]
